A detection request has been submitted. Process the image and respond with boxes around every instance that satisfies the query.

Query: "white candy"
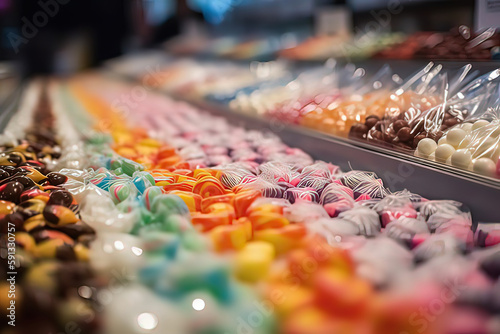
[417,138,437,155]
[472,120,490,131]
[473,158,497,176]
[438,136,447,145]
[451,149,472,168]
[460,122,473,133]
[446,128,467,148]
[435,144,456,162]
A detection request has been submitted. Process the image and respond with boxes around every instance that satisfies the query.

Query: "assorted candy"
[2,72,500,334]
[107,53,500,179]
[0,84,99,334]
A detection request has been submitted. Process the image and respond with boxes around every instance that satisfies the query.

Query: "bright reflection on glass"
[78,286,92,299]
[132,246,143,256]
[114,240,124,250]
[192,298,206,311]
[137,312,158,330]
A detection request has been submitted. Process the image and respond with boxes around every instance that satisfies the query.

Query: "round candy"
[0,181,24,203]
[451,149,472,168]
[109,182,132,203]
[434,144,456,162]
[192,177,225,198]
[47,172,68,186]
[472,120,489,131]
[446,128,466,148]
[47,190,74,207]
[417,138,437,156]
[460,122,473,132]
[142,186,163,211]
[473,158,497,177]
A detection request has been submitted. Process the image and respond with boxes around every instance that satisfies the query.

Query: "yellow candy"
[253,224,306,255]
[234,241,275,283]
[210,225,247,252]
[139,138,162,147]
[74,243,89,261]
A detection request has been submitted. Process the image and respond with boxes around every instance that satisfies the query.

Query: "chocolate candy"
[46,172,68,186]
[43,205,79,226]
[0,181,25,203]
[47,189,74,207]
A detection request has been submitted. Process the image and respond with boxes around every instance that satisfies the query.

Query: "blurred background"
[0,0,483,75]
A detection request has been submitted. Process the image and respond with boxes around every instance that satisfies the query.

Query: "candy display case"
[103,54,500,222]
[2,73,500,334]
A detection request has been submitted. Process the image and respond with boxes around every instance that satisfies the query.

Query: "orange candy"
[200,193,235,212]
[193,176,226,198]
[233,190,261,218]
[191,212,231,232]
[254,224,307,255]
[248,211,289,230]
[167,191,202,212]
[210,224,247,252]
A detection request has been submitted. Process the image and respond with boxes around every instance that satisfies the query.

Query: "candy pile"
[25,74,496,334]
[0,84,99,334]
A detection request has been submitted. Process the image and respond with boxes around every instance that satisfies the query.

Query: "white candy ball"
[446,128,467,148]
[472,120,490,131]
[438,136,447,145]
[435,144,456,162]
[451,149,472,168]
[460,122,473,133]
[417,138,438,155]
[473,158,496,176]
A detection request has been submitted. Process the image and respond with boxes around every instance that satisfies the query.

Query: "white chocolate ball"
[460,122,473,133]
[446,128,467,148]
[438,136,447,145]
[472,120,490,131]
[417,138,438,155]
[435,144,456,162]
[473,158,496,176]
[451,149,472,168]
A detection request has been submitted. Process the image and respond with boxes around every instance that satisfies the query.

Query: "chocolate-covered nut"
[393,120,409,133]
[46,172,68,186]
[0,181,25,203]
[0,169,10,180]
[47,190,74,207]
[397,127,413,142]
[350,123,369,138]
[444,118,458,128]
[365,115,380,129]
[370,130,384,141]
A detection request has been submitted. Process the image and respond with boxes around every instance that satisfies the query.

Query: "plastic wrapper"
[337,205,381,237]
[300,64,401,137]
[319,183,355,217]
